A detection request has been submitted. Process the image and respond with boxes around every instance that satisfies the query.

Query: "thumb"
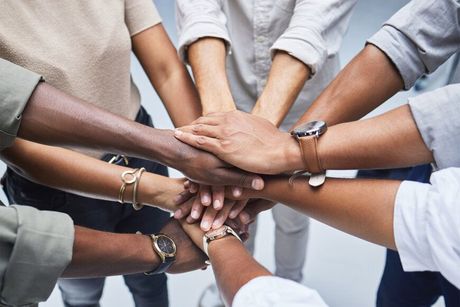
[214,168,264,190]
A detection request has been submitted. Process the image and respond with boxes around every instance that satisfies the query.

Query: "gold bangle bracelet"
[132,167,146,211]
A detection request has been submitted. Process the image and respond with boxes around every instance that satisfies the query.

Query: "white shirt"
[395,168,460,289]
[176,0,356,130]
[233,276,328,307]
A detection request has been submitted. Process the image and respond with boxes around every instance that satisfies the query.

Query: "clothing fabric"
[2,107,170,307]
[233,276,328,307]
[0,59,41,152]
[176,0,356,130]
[0,59,75,307]
[367,0,460,90]
[0,0,161,158]
[394,167,460,289]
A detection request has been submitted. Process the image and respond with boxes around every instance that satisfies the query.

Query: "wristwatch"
[202,225,242,258]
[291,120,327,187]
[144,233,177,275]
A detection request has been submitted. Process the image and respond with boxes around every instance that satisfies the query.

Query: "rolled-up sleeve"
[271,0,357,75]
[0,205,74,306]
[125,0,162,37]
[0,59,42,151]
[394,168,460,288]
[407,84,460,169]
[367,0,460,89]
[175,0,231,64]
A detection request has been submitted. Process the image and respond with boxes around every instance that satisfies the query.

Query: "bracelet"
[118,167,146,210]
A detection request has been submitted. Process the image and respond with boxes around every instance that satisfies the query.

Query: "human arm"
[65,218,208,278]
[252,0,356,126]
[132,24,202,127]
[176,0,235,114]
[293,0,460,127]
[174,103,433,174]
[0,139,185,212]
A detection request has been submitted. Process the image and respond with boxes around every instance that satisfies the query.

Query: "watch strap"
[144,234,176,275]
[297,135,324,174]
[203,226,242,257]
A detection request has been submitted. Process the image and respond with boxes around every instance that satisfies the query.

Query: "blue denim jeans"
[359,165,460,307]
[2,107,170,307]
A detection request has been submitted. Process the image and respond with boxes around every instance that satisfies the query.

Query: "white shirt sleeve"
[233,276,328,307]
[394,167,460,288]
[175,0,231,64]
[270,0,357,75]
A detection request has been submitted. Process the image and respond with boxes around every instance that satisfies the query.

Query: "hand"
[236,199,276,226]
[160,218,208,273]
[168,130,265,189]
[174,111,303,174]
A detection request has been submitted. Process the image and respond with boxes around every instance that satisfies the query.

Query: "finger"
[174,190,194,205]
[174,130,222,153]
[191,124,221,138]
[228,199,249,219]
[183,180,191,189]
[173,198,194,219]
[211,186,225,210]
[190,197,205,221]
[189,182,199,193]
[212,200,235,229]
[213,168,265,191]
[199,185,212,206]
[192,115,222,125]
[201,206,218,231]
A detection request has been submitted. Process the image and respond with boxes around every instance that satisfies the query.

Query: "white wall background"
[0,1,447,306]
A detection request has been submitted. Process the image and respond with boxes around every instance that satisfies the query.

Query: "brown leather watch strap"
[297,135,324,174]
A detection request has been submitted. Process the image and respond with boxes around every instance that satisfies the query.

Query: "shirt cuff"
[177,20,232,65]
[271,28,327,76]
[233,276,327,307]
[367,26,425,90]
[394,181,435,272]
[125,0,162,37]
[0,59,42,151]
[0,206,74,306]
[408,84,460,169]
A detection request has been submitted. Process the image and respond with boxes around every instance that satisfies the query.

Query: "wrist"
[279,134,304,172]
[207,235,241,255]
[139,234,161,272]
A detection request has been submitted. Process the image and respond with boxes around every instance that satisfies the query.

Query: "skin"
[185,37,310,225]
[174,105,433,175]
[64,219,208,278]
[180,221,271,306]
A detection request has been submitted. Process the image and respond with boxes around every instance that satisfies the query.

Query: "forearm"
[293,44,404,127]
[1,139,183,212]
[208,237,271,306]
[188,37,236,115]
[19,82,181,167]
[133,25,202,127]
[253,176,400,249]
[63,226,159,278]
[252,51,310,126]
[284,104,433,172]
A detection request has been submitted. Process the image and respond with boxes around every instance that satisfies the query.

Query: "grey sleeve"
[367,0,460,89]
[0,58,42,151]
[0,205,74,306]
[408,84,460,169]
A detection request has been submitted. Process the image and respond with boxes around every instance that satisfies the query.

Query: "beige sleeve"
[125,0,162,37]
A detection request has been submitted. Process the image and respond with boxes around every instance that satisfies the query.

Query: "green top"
[0,58,74,306]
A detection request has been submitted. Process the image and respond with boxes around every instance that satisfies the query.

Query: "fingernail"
[212,219,223,229]
[174,210,182,219]
[229,210,238,219]
[251,178,264,190]
[213,199,221,209]
[232,187,242,197]
[174,129,183,137]
[201,220,211,231]
[191,210,200,219]
[202,195,211,205]
[240,212,249,224]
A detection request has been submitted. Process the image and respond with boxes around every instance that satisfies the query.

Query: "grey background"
[0,1,447,306]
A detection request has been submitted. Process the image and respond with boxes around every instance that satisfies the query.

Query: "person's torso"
[223,0,340,130]
[0,1,141,155]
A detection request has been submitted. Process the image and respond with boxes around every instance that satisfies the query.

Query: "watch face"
[156,235,176,255]
[291,120,327,137]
